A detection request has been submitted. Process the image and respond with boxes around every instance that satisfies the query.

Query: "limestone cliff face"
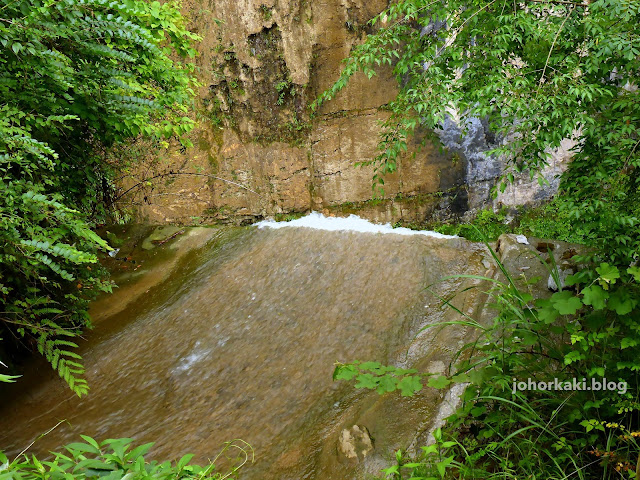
[121,0,565,224]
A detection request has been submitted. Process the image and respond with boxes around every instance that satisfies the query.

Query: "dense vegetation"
[0,0,199,394]
[323,0,640,478]
[397,201,590,244]
[0,2,220,479]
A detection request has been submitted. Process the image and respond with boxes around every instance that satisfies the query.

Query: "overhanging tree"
[0,0,199,395]
[315,0,639,263]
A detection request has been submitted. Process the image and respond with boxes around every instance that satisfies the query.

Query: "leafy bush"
[0,436,252,480]
[426,200,593,244]
[429,209,512,242]
[516,201,591,245]
[0,0,199,394]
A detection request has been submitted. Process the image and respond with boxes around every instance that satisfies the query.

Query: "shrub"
[0,437,252,480]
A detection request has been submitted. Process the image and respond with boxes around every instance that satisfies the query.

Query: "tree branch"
[537,5,575,93]
[112,172,264,205]
[527,0,589,6]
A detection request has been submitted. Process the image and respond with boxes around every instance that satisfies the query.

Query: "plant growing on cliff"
[0,0,200,394]
[315,0,639,201]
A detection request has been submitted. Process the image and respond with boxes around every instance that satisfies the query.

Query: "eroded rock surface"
[120,0,470,225]
[121,0,569,225]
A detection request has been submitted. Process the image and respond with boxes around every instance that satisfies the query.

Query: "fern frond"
[36,333,88,397]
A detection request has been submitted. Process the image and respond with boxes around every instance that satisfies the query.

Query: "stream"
[0,214,491,479]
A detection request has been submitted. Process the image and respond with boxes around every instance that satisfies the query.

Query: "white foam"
[173,341,212,373]
[255,212,457,239]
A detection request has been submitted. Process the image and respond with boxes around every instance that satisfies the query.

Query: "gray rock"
[420,18,446,37]
[435,114,574,212]
[436,115,504,210]
[548,268,574,291]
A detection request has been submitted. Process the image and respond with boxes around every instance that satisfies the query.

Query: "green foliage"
[335,241,640,478]
[259,4,273,21]
[0,436,252,480]
[515,200,592,245]
[334,361,426,396]
[0,0,199,394]
[315,0,639,199]
[274,80,294,106]
[409,200,592,244]
[0,358,19,383]
[381,429,459,480]
[429,208,512,242]
[272,212,306,222]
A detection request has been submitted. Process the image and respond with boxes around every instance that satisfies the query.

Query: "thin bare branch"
[112,172,263,205]
[14,420,66,462]
[537,6,575,92]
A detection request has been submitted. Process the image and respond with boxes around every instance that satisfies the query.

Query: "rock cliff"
[120,0,569,224]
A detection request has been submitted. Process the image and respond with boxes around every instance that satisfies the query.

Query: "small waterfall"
[0,214,491,480]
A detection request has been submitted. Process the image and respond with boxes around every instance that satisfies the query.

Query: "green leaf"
[470,405,486,417]
[608,288,636,315]
[79,435,101,451]
[382,465,399,476]
[177,454,194,470]
[333,364,358,381]
[596,263,620,289]
[628,266,640,282]
[436,456,454,477]
[451,372,469,383]
[565,350,585,365]
[376,375,398,394]
[427,375,451,390]
[65,442,100,455]
[581,285,608,310]
[621,337,637,349]
[397,375,423,396]
[550,291,583,315]
[354,373,379,390]
[359,361,384,374]
[536,299,560,323]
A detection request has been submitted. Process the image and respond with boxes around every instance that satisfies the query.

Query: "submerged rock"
[141,225,184,250]
[338,425,374,462]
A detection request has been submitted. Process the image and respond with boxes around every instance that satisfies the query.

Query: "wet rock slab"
[0,221,494,480]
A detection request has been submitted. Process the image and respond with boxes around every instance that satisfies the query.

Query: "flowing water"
[0,215,491,479]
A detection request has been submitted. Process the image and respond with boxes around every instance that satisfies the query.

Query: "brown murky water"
[0,224,489,479]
